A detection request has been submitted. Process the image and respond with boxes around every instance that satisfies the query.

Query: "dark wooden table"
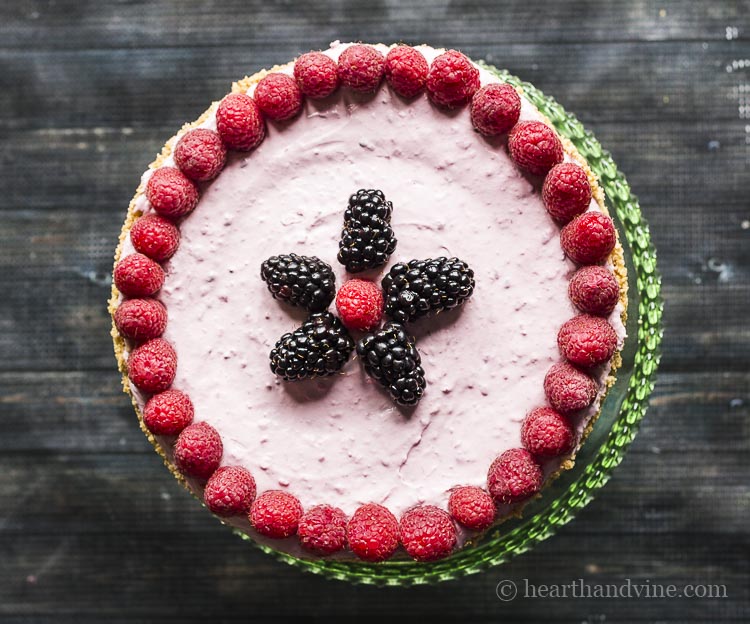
[1,1,748,621]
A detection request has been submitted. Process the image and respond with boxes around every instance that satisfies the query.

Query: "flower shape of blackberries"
[260,189,476,406]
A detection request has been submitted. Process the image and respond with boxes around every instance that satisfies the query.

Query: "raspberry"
[130,214,180,262]
[542,162,592,223]
[426,50,480,107]
[544,361,598,414]
[204,466,256,517]
[173,128,227,182]
[114,253,164,298]
[337,44,385,93]
[216,93,265,151]
[250,490,303,538]
[127,338,176,394]
[521,407,575,457]
[346,503,399,562]
[335,279,384,332]
[297,504,348,555]
[294,51,339,99]
[560,211,617,265]
[508,121,564,176]
[114,298,167,342]
[145,167,199,219]
[558,314,619,368]
[470,83,521,136]
[448,486,496,531]
[487,448,543,505]
[400,505,457,562]
[173,421,223,480]
[384,45,428,98]
[569,265,620,316]
[143,389,194,436]
[254,72,303,121]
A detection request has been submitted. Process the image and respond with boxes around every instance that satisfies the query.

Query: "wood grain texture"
[1,200,747,373]
[0,0,748,49]
[0,0,748,621]
[1,44,746,134]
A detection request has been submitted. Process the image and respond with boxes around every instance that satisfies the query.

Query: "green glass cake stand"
[235,64,664,585]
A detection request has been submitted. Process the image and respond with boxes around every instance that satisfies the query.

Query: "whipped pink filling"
[121,43,626,557]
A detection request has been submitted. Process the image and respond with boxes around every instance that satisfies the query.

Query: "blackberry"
[344,188,393,223]
[337,189,397,272]
[270,312,355,381]
[382,257,475,323]
[356,322,426,406]
[261,254,336,312]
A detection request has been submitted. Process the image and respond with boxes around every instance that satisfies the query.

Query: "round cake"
[111,42,627,563]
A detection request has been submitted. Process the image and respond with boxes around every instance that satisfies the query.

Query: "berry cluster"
[261,179,474,408]
[337,189,397,273]
[335,188,473,407]
[256,195,389,386]
[465,72,621,507]
[258,255,355,380]
[269,312,355,381]
[114,43,624,564]
[463,61,622,513]
[260,254,336,312]
[357,323,426,406]
[347,255,474,406]
[382,257,475,324]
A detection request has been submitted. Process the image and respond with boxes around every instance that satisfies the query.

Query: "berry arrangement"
[114,44,623,563]
[260,186,473,407]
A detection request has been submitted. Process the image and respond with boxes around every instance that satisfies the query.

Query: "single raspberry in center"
[335,278,384,332]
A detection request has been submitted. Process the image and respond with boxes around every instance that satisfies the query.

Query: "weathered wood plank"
[0,211,117,373]
[0,532,746,621]
[1,0,748,619]
[0,372,747,541]
[1,371,747,455]
[1,200,747,372]
[1,42,746,134]
[0,449,747,537]
[0,372,143,454]
[0,0,747,51]
[3,119,749,212]
[3,120,749,217]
